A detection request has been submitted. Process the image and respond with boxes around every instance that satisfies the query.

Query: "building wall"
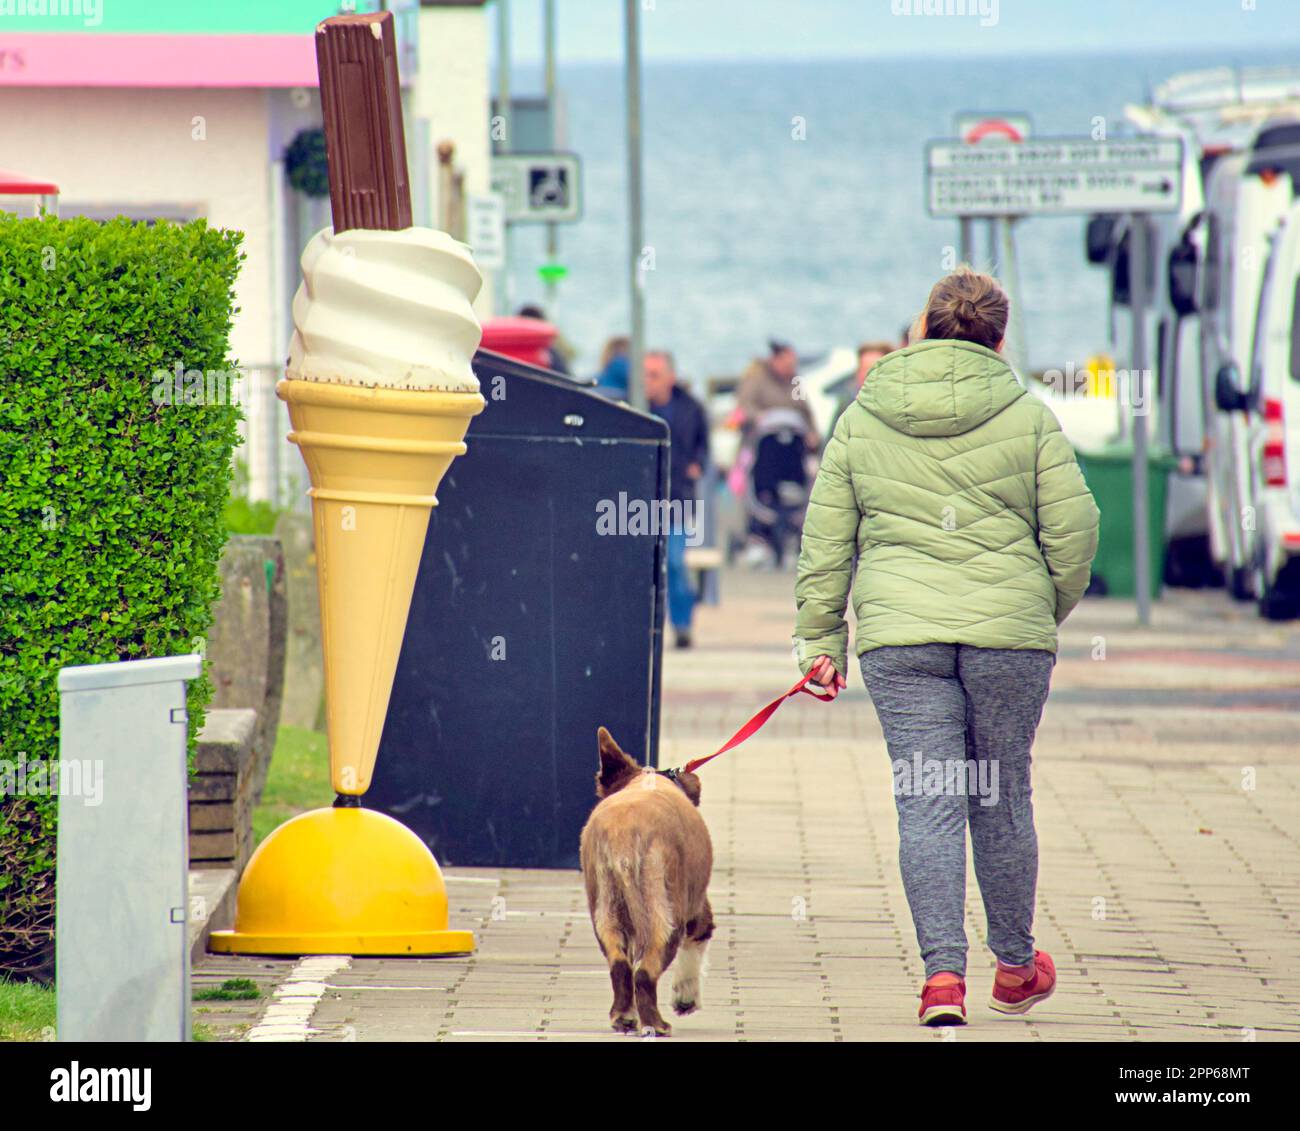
[3,86,276,369]
[414,3,495,316]
[2,85,310,503]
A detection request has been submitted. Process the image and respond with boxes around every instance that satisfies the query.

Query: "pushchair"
[743,407,812,568]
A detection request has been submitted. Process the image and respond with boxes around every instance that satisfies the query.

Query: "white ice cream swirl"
[286,226,483,392]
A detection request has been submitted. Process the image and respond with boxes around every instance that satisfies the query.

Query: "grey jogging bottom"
[859,643,1055,979]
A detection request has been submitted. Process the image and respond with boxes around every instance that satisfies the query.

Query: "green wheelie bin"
[1073,444,1176,599]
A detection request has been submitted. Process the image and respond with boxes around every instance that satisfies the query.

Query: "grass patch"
[193,978,261,1002]
[0,978,56,1042]
[253,725,331,845]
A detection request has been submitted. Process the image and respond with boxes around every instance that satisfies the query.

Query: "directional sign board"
[490,152,582,224]
[927,137,1183,217]
[465,193,506,269]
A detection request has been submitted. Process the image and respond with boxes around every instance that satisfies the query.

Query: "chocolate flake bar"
[315,11,413,233]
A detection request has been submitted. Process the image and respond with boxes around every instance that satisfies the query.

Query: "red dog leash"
[679,671,834,775]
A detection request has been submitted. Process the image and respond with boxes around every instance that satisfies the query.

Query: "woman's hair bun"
[922,267,1009,351]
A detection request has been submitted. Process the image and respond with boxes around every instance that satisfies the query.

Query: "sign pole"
[624,0,646,411]
[496,0,513,313]
[1130,213,1152,627]
[543,0,560,321]
[998,216,1030,380]
[959,217,974,264]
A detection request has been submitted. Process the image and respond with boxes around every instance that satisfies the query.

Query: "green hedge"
[0,214,244,980]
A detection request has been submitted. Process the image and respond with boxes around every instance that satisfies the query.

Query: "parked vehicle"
[1088,104,1218,586]
[1085,66,1300,591]
[1198,152,1284,593]
[1218,190,1300,617]
[1199,124,1298,598]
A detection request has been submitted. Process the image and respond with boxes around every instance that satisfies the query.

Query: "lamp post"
[624,0,646,411]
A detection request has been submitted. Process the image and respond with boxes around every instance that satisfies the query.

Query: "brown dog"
[579,727,714,1036]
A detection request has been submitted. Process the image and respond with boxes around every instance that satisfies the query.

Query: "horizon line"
[500,43,1300,69]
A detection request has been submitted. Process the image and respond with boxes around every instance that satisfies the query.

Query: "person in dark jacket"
[831,339,895,434]
[517,304,572,374]
[644,349,709,648]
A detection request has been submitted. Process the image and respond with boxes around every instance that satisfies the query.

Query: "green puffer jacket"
[793,339,1099,675]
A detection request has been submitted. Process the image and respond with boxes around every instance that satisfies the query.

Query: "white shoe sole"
[988,983,1055,1015]
[919,1003,967,1026]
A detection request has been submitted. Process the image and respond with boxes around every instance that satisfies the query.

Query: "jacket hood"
[858,339,1025,438]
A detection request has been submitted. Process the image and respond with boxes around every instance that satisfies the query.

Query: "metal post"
[1130,213,1152,626]
[496,0,513,311]
[624,0,646,411]
[268,156,289,508]
[959,217,973,264]
[543,0,560,320]
[999,217,1030,382]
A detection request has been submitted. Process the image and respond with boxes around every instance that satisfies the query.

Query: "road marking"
[245,955,350,1043]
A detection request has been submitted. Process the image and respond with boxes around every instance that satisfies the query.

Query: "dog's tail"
[596,836,673,966]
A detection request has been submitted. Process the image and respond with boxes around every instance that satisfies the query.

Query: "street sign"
[490,152,582,224]
[927,137,1183,217]
[466,192,506,269]
[490,95,568,154]
[954,112,1032,144]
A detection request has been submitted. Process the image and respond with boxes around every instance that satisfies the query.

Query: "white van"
[1200,125,1299,598]
[1108,67,1300,590]
[1217,192,1300,617]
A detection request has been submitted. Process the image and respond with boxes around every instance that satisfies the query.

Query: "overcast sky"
[494,0,1300,65]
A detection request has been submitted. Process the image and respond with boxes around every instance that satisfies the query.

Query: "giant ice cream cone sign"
[211,11,481,957]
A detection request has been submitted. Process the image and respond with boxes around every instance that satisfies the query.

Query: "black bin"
[367,351,669,868]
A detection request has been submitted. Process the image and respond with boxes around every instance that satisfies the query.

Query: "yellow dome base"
[208,807,474,957]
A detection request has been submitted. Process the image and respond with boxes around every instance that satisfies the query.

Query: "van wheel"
[1228,566,1255,601]
[1257,560,1300,620]
[1163,536,1218,589]
[1258,587,1300,620]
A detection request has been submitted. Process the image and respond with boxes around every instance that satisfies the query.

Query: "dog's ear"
[677,770,702,807]
[596,727,640,798]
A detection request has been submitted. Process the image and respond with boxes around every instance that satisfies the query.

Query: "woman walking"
[793,267,1099,1026]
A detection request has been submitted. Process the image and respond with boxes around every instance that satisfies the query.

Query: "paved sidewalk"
[195,570,1300,1041]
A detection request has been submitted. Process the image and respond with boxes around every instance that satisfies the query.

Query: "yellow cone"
[278,378,485,796]
[210,377,484,958]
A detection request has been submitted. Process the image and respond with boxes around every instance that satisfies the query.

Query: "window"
[1203,214,1223,313]
[58,203,203,225]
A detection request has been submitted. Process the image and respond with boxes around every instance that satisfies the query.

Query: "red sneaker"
[989,950,1056,1015]
[918,973,967,1026]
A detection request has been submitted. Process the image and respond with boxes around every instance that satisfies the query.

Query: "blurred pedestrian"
[736,339,817,447]
[594,335,630,401]
[833,339,895,426]
[517,304,572,374]
[736,339,818,567]
[644,349,709,648]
